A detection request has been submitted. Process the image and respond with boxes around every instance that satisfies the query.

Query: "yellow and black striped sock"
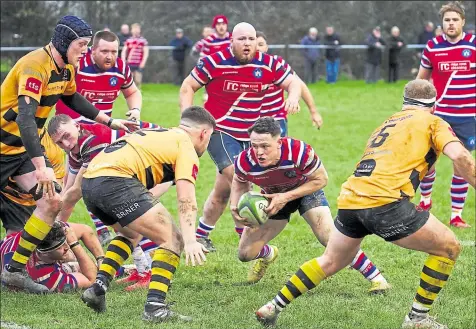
[273,258,326,309]
[97,236,133,286]
[146,248,180,305]
[410,255,455,318]
[8,214,52,271]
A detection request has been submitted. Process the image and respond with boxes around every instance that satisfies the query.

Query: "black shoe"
[1,269,49,294]
[142,303,192,323]
[196,237,216,252]
[81,283,106,313]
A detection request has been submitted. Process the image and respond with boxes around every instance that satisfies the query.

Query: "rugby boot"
[368,278,391,294]
[142,302,192,323]
[449,216,471,228]
[418,200,432,212]
[116,269,140,284]
[1,269,49,294]
[125,270,151,291]
[81,282,106,313]
[196,237,216,252]
[402,314,448,329]
[256,301,281,327]
[247,246,279,284]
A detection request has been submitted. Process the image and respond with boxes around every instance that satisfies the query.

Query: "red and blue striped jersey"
[191,48,293,141]
[0,232,77,292]
[201,32,232,56]
[420,33,475,119]
[55,48,134,124]
[234,138,321,193]
[68,121,159,174]
[260,55,288,120]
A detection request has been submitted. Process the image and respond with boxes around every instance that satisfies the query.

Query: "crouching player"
[79,106,215,322]
[230,118,390,292]
[0,221,101,292]
[48,114,170,291]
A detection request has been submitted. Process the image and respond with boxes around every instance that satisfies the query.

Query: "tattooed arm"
[175,179,207,266]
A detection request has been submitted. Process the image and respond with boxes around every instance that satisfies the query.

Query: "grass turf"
[1,81,474,329]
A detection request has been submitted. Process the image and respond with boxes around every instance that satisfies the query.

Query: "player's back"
[338,109,460,209]
[84,127,199,189]
[1,46,76,155]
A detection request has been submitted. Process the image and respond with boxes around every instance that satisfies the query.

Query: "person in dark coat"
[388,26,405,83]
[323,26,342,84]
[365,26,386,83]
[169,28,193,85]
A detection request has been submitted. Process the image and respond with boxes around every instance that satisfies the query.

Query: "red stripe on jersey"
[201,32,231,56]
[234,138,321,193]
[261,56,288,120]
[55,48,134,121]
[421,33,475,118]
[192,49,293,141]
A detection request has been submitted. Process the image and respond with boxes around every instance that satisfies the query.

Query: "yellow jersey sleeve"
[63,65,77,96]
[174,137,200,185]
[17,61,47,103]
[431,117,462,153]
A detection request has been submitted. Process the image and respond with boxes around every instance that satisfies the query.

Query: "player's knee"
[237,248,254,262]
[446,238,462,261]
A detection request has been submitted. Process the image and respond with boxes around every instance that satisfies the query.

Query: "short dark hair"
[181,106,216,129]
[37,222,66,252]
[93,30,119,47]
[248,117,281,137]
[47,114,74,137]
[256,31,267,41]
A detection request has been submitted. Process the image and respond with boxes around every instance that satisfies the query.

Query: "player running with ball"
[230,117,390,292]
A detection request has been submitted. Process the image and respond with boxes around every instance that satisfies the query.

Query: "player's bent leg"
[124,203,191,323]
[256,228,363,327]
[1,170,61,294]
[301,206,332,246]
[239,219,287,284]
[391,214,460,329]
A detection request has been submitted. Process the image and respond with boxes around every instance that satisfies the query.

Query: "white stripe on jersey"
[247,164,295,176]
[191,71,206,85]
[207,56,273,72]
[287,141,292,161]
[263,98,282,107]
[247,148,257,166]
[264,89,282,98]
[434,111,475,117]
[275,66,292,85]
[224,114,260,122]
[304,149,316,168]
[216,124,250,132]
[297,141,305,166]
[78,71,126,79]
[437,103,475,108]
[453,74,476,79]
[436,71,457,104]
[447,83,476,89]
[217,51,226,61]
[443,93,476,98]
[428,45,476,52]
[261,105,284,114]
[303,157,322,176]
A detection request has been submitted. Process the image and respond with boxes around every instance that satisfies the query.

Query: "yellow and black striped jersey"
[1,45,76,155]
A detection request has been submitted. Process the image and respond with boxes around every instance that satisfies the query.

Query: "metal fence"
[0,44,426,83]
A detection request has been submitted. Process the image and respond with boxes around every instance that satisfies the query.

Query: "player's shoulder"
[14,47,51,74]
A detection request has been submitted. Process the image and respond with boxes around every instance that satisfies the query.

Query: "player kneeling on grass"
[0,221,100,292]
[256,79,475,329]
[230,118,390,292]
[79,106,215,323]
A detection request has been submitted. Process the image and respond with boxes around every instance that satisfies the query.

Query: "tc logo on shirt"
[25,77,41,94]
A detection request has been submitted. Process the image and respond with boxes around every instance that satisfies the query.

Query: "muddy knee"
[446,238,462,261]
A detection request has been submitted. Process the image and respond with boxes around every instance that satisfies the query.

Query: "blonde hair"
[439,1,465,19]
[404,79,436,100]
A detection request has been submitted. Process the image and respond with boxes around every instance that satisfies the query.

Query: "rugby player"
[0,221,102,292]
[256,31,323,136]
[230,118,389,291]
[56,30,143,244]
[180,22,301,252]
[255,79,475,329]
[0,15,137,293]
[80,106,216,322]
[48,114,167,291]
[417,2,475,228]
[121,23,149,88]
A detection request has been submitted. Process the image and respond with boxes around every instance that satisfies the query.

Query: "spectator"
[435,25,444,36]
[418,21,435,45]
[169,28,193,85]
[388,26,405,83]
[323,26,341,84]
[300,27,320,84]
[117,24,130,47]
[365,26,386,84]
[103,26,111,32]
[122,23,149,88]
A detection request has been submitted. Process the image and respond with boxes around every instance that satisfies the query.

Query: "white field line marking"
[460,240,475,247]
[1,322,33,329]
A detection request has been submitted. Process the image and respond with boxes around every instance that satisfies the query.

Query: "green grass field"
[1,81,474,329]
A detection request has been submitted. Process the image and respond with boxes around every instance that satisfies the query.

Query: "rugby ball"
[237,192,269,226]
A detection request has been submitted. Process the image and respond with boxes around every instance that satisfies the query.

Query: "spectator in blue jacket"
[323,26,341,84]
[301,27,320,84]
[169,28,193,85]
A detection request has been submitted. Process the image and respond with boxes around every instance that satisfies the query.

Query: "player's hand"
[284,98,300,115]
[109,119,140,132]
[184,241,207,266]
[230,205,255,227]
[262,193,288,217]
[125,109,140,121]
[35,167,56,198]
[64,225,78,245]
[311,111,323,129]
